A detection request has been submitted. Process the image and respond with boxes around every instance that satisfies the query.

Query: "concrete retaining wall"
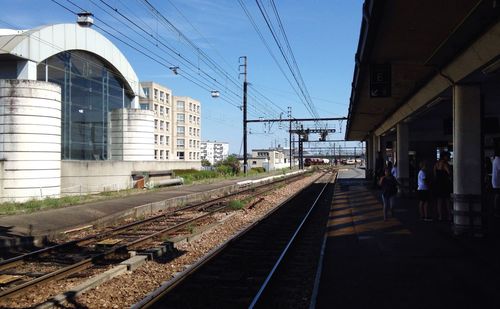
[0,79,62,202]
[61,160,201,194]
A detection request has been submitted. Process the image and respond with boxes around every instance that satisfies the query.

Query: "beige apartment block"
[173,96,201,161]
[139,82,173,161]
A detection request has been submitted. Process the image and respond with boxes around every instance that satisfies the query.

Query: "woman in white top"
[417,161,431,221]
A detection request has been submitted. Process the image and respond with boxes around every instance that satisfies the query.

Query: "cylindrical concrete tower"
[0,79,62,202]
[109,109,154,161]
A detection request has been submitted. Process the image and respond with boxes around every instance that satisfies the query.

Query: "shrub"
[250,167,266,173]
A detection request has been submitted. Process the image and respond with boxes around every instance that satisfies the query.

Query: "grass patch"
[228,200,246,210]
[0,187,150,216]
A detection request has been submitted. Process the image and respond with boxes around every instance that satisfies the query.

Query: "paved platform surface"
[0,173,278,239]
[315,168,500,308]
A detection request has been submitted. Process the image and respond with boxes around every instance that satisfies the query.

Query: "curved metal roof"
[0,23,143,97]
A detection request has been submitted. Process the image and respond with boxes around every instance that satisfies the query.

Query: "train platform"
[314,169,500,309]
[0,171,300,249]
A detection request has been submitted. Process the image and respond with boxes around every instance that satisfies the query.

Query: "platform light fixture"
[482,58,500,75]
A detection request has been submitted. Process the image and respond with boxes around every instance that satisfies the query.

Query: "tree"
[201,159,211,167]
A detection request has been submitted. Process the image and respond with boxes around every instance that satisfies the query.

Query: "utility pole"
[288,106,292,169]
[239,56,248,175]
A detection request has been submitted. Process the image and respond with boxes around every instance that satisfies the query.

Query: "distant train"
[304,158,330,167]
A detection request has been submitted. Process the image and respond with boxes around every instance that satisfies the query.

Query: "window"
[160,91,164,102]
[139,103,149,110]
[189,152,192,160]
[189,115,193,123]
[189,140,192,147]
[154,134,158,144]
[166,107,170,115]
[154,89,158,100]
[142,87,150,98]
[189,127,193,136]
[177,100,185,110]
[160,106,164,115]
[165,93,170,104]
[165,136,169,145]
[197,152,200,159]
[165,150,169,159]
[154,150,158,159]
[253,161,257,165]
[160,135,164,145]
[197,117,200,125]
[197,129,200,136]
[189,102,193,111]
[177,126,185,135]
[160,120,164,130]
[165,122,170,132]
[160,150,164,160]
[177,113,185,123]
[154,104,158,114]
[177,151,185,159]
[197,105,200,113]
[177,139,185,148]
[154,120,158,129]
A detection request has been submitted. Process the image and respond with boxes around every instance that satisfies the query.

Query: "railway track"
[133,170,336,308]
[0,171,309,303]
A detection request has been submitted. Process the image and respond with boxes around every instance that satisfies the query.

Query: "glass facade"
[37,50,134,160]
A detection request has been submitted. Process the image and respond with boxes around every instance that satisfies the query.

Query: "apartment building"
[173,96,201,161]
[201,141,229,164]
[139,82,173,161]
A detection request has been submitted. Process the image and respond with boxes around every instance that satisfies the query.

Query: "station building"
[0,22,200,202]
[347,0,500,235]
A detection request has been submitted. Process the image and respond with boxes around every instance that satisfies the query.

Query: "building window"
[154,150,158,159]
[165,136,169,145]
[160,91,164,102]
[139,103,149,110]
[165,93,170,104]
[197,152,200,159]
[189,152,192,160]
[160,121,164,130]
[160,150,164,160]
[177,139,185,148]
[160,106,164,115]
[177,126,185,135]
[154,120,158,129]
[165,150,169,159]
[189,127,193,136]
[154,104,158,114]
[165,122,170,132]
[154,134,158,144]
[177,100,185,110]
[197,105,200,113]
[197,129,200,136]
[253,161,257,165]
[143,87,150,98]
[160,135,164,145]
[189,140,192,147]
[177,113,185,123]
[154,89,158,100]
[189,102,193,111]
[197,117,200,125]
[177,151,185,159]
[166,107,170,115]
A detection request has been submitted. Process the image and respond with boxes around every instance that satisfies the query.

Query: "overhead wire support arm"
[246,117,347,123]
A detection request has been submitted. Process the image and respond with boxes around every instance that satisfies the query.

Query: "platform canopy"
[346,0,500,141]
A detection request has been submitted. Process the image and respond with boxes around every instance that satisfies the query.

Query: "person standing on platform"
[379,167,398,221]
[492,150,500,217]
[417,161,431,221]
[434,152,452,221]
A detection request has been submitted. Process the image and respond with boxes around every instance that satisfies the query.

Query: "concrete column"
[453,84,482,235]
[396,122,409,193]
[109,108,155,161]
[0,79,61,202]
[365,138,372,179]
[16,60,37,80]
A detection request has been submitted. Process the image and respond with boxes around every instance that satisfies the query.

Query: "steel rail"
[248,171,337,308]
[0,171,306,272]
[0,172,307,300]
[131,171,329,309]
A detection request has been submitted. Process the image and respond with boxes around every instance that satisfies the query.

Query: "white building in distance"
[201,141,229,165]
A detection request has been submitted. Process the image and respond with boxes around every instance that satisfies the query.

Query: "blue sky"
[0,0,364,154]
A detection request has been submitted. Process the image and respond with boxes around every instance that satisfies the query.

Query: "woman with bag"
[379,167,398,221]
